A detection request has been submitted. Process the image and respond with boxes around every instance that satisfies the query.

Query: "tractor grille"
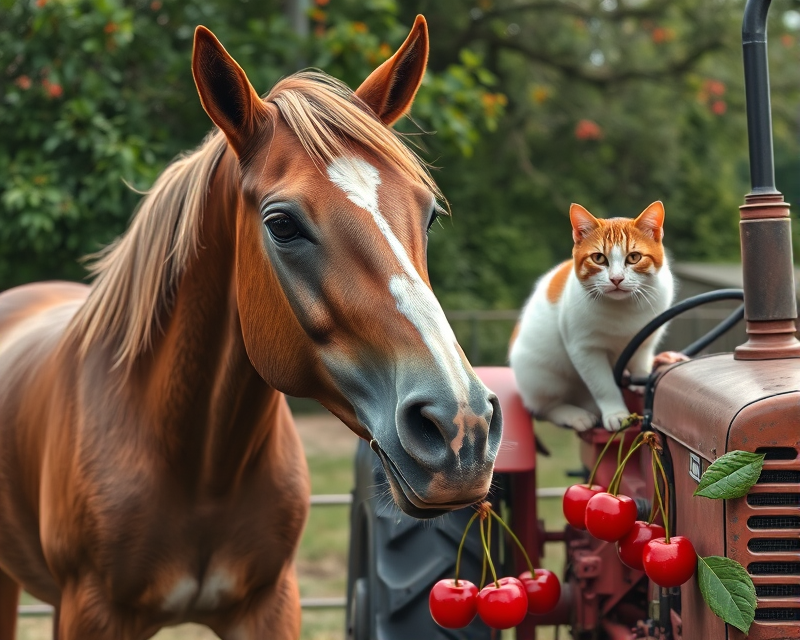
[756,469,800,483]
[748,515,800,529]
[733,443,800,633]
[755,447,798,461]
[748,562,800,575]
[748,538,800,552]
[754,608,800,621]
[756,584,800,597]
[747,493,800,507]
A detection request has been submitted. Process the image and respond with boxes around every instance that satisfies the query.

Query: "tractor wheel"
[345,439,493,640]
[347,577,370,640]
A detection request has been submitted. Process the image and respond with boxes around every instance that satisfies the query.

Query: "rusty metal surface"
[652,354,800,461]
[668,440,727,639]
[653,353,800,638]
[736,193,800,359]
[739,216,796,321]
[727,396,800,639]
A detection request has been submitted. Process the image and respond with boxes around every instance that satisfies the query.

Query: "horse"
[0,16,502,640]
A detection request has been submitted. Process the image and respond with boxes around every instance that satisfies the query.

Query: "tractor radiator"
[728,445,800,635]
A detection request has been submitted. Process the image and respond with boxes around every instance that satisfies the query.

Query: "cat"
[509,201,675,432]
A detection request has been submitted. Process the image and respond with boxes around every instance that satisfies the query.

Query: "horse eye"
[264,213,300,242]
[591,253,607,265]
[627,252,642,264]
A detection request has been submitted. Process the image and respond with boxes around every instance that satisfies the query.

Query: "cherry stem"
[455,510,481,586]
[479,515,500,588]
[480,516,493,588]
[608,432,645,495]
[586,416,638,488]
[652,450,671,543]
[489,507,535,576]
[647,486,659,525]
[651,454,667,539]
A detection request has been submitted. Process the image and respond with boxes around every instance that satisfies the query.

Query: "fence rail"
[17,488,567,618]
[445,306,750,366]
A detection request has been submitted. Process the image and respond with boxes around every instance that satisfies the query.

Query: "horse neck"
[138,149,282,490]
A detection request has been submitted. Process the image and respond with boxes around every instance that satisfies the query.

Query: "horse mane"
[67,69,442,373]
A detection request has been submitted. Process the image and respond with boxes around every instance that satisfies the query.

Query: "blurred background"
[4,0,800,638]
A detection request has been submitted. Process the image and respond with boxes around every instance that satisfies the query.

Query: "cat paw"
[546,406,599,432]
[602,410,631,432]
[653,351,690,369]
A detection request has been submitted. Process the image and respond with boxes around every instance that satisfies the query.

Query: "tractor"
[345,0,800,638]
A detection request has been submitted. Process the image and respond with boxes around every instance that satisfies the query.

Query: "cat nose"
[610,276,625,286]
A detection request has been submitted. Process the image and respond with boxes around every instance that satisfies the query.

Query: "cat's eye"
[591,253,607,265]
[627,252,642,264]
[264,212,301,243]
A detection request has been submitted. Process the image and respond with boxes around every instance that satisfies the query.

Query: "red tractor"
[346,0,800,637]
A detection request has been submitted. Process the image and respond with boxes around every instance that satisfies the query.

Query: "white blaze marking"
[326,156,472,408]
[162,575,199,612]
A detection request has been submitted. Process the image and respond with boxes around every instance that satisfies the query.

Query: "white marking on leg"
[162,575,199,612]
[196,567,236,610]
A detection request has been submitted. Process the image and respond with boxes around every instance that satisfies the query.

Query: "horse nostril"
[397,402,449,470]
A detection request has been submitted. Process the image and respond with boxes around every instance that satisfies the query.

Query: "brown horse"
[0,16,501,640]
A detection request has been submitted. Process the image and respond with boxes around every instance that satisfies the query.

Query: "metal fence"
[446,303,749,367]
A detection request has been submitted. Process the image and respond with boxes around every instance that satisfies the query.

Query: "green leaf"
[697,556,756,633]
[693,450,765,499]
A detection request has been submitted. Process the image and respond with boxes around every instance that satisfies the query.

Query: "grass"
[16,416,579,640]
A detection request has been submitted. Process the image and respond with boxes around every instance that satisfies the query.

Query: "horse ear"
[354,15,429,126]
[192,26,266,156]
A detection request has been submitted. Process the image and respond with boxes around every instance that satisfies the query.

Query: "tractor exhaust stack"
[735,0,800,359]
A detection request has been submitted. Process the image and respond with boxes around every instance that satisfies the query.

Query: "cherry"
[429,579,478,629]
[476,576,528,629]
[584,492,637,541]
[519,568,561,615]
[616,521,666,571]
[562,484,606,530]
[642,536,697,588]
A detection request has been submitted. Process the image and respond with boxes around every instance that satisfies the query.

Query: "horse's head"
[191,18,502,518]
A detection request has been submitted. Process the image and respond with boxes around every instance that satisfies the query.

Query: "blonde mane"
[67,70,442,372]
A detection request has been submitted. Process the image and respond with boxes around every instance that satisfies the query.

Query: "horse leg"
[0,569,20,640]
[52,605,60,640]
[57,580,151,640]
[214,568,301,640]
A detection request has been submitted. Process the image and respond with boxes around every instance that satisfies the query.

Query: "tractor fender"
[474,366,535,473]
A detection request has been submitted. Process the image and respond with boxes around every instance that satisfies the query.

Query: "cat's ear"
[634,201,665,242]
[569,203,600,243]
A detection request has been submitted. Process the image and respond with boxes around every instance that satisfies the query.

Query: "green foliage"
[3,0,800,308]
[697,555,757,633]
[693,450,765,499]
[0,0,500,289]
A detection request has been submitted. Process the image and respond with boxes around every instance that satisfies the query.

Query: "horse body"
[0,16,502,638]
[0,151,309,638]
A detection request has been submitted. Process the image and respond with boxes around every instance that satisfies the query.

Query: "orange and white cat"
[509,201,674,431]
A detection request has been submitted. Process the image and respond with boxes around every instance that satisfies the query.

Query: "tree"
[0,0,503,289]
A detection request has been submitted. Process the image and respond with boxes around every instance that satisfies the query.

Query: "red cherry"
[642,536,697,587]
[584,493,638,541]
[476,576,528,629]
[616,521,666,571]
[519,569,561,615]
[562,484,605,530]
[429,579,478,629]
